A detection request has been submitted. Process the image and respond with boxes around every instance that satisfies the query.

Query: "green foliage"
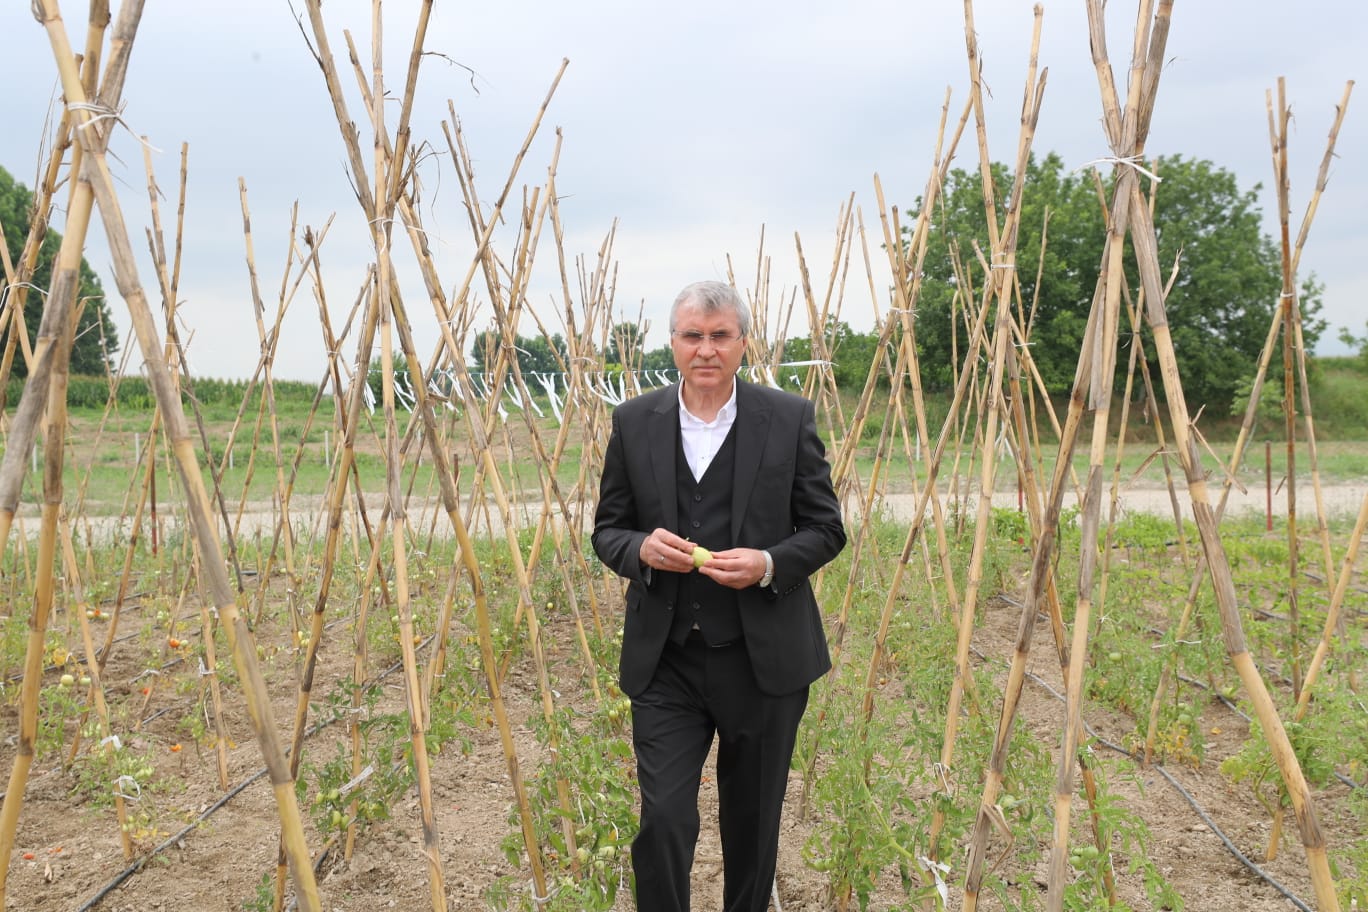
[489,695,638,911]
[786,319,893,392]
[1229,372,1286,430]
[469,329,569,376]
[1308,358,1368,439]
[1337,321,1368,372]
[639,344,676,372]
[69,738,167,843]
[240,872,276,912]
[1339,786,1368,909]
[6,373,319,413]
[297,675,477,843]
[1060,767,1183,912]
[901,153,1325,415]
[0,164,119,377]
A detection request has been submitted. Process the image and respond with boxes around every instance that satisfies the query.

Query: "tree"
[1337,322,1368,373]
[902,153,1324,414]
[0,165,119,377]
[605,321,644,367]
[640,345,676,372]
[468,329,567,376]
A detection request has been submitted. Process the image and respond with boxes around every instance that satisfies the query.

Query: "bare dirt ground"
[2,480,1364,911]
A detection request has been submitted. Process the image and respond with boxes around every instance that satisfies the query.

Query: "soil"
[1,481,1364,912]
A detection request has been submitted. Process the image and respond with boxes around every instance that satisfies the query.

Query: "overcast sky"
[2,1,1364,382]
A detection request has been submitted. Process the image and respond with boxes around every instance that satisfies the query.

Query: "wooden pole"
[32,4,323,907]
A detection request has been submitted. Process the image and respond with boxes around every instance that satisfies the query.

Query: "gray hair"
[669,280,752,337]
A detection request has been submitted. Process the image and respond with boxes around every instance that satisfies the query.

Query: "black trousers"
[629,632,809,912]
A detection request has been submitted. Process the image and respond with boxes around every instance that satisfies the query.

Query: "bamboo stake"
[0,40,116,556]
[1264,75,1359,860]
[301,6,564,903]
[359,37,575,894]
[57,519,135,859]
[1141,82,1353,768]
[962,278,1101,912]
[0,209,77,909]
[0,8,118,894]
[236,182,297,576]
[1268,81,1306,705]
[0,90,80,397]
[927,7,1046,895]
[1283,81,1357,680]
[1039,5,1173,908]
[32,6,323,908]
[1099,6,1340,907]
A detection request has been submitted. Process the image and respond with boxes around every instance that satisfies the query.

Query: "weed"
[240,872,275,912]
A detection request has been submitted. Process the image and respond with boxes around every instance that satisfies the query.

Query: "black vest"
[669,423,743,646]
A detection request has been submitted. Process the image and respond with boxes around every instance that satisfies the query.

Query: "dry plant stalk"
[1084,1,1341,907]
[1263,75,1355,861]
[0,4,120,902]
[27,4,324,910]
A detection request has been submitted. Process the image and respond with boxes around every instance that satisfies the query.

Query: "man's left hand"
[698,548,768,590]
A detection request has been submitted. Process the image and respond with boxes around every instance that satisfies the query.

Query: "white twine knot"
[67,100,164,153]
[114,774,142,801]
[1075,155,1163,184]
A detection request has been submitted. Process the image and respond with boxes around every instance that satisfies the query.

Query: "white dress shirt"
[677,381,738,482]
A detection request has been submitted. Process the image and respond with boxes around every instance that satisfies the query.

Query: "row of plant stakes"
[1,1,1365,910]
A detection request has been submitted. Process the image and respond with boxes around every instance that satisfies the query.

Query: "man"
[592,280,846,912]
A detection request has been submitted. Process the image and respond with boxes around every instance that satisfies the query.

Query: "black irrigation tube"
[76,775,341,912]
[73,766,271,912]
[71,651,414,911]
[1018,666,1316,912]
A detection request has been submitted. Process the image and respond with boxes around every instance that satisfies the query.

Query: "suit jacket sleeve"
[763,394,845,597]
[592,403,650,584]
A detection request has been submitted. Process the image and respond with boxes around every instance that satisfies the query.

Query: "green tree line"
[5,147,1345,429]
[0,165,119,377]
[3,374,320,411]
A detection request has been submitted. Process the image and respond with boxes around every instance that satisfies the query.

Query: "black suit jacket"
[592,379,846,697]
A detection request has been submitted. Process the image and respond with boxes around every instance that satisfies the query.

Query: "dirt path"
[873,479,1368,524]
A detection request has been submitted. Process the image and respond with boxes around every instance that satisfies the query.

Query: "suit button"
[692,602,701,611]
[693,495,702,502]
[691,520,700,529]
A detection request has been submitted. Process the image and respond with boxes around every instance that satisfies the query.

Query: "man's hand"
[698,547,768,590]
[638,529,699,574]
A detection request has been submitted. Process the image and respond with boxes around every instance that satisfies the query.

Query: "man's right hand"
[638,529,697,574]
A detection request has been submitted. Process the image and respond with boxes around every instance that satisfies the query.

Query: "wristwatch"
[758,550,774,588]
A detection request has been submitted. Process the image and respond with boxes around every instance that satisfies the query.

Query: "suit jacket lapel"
[649,386,680,531]
[731,380,771,543]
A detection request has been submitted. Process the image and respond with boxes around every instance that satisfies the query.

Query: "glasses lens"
[676,331,735,347]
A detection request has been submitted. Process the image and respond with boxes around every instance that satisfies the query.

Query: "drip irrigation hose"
[71,652,413,910]
[73,766,271,912]
[1019,666,1315,912]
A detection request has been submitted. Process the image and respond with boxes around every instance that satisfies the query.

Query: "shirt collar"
[677,380,737,427]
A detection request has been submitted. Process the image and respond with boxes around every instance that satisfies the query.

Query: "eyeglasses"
[671,330,742,349]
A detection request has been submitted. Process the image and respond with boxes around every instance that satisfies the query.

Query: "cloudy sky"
[2,1,1363,382]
